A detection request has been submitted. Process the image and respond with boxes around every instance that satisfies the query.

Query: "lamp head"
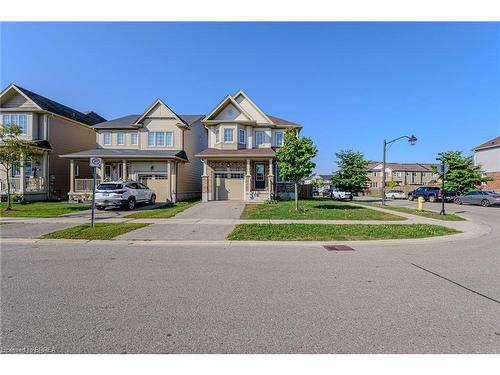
[408,135,417,146]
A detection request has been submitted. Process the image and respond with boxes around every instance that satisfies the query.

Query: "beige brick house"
[366,161,438,195]
[196,90,301,202]
[61,99,206,202]
[473,136,500,191]
[0,84,105,201]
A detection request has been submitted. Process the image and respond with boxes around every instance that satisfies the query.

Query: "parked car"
[454,190,500,207]
[408,186,441,202]
[95,181,156,210]
[385,189,406,199]
[331,188,353,200]
[437,189,457,202]
[321,188,333,197]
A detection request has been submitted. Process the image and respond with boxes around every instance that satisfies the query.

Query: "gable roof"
[368,161,436,172]
[233,90,273,124]
[473,136,500,151]
[134,98,189,126]
[92,114,204,129]
[1,84,105,125]
[204,95,253,122]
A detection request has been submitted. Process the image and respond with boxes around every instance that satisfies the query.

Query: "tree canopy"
[331,150,370,194]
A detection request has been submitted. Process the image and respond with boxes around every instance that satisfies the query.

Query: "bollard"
[418,196,424,211]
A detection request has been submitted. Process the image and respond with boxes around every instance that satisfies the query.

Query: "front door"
[255,163,265,190]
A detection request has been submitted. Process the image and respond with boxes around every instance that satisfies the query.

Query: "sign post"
[437,163,449,216]
[89,157,102,227]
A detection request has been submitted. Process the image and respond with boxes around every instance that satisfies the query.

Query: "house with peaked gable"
[0,84,105,201]
[195,90,301,202]
[61,99,206,202]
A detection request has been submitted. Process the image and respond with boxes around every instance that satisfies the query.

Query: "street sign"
[89,157,102,168]
[437,163,449,174]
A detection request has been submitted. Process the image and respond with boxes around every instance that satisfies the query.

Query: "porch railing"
[75,178,101,192]
[0,177,45,193]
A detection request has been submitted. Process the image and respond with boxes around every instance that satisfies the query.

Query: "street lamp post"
[381,134,417,205]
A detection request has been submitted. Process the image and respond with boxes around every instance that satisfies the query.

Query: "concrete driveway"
[175,201,245,219]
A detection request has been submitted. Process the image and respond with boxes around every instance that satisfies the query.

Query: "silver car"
[454,190,500,207]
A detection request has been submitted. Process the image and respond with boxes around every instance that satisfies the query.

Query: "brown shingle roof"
[266,114,300,127]
[473,136,500,151]
[368,162,436,172]
[196,148,276,158]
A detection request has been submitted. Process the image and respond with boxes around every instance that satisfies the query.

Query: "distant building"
[473,136,500,191]
[366,161,438,194]
[304,173,333,189]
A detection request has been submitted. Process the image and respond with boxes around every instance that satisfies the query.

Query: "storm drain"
[323,245,355,251]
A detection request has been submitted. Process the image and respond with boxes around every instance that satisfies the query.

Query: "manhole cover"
[323,245,355,251]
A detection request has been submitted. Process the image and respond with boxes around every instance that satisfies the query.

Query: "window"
[255,131,265,146]
[11,165,21,177]
[215,128,220,143]
[275,131,284,147]
[394,171,402,177]
[103,132,111,145]
[117,132,125,145]
[148,131,173,147]
[239,129,246,144]
[224,128,234,143]
[3,114,28,134]
[276,165,284,183]
[130,133,138,145]
[370,182,378,188]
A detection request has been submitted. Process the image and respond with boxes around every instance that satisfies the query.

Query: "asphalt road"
[1,200,499,353]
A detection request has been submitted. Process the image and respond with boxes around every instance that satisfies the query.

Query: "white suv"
[95,181,156,210]
[331,188,352,200]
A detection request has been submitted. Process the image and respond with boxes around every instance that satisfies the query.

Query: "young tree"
[0,124,43,210]
[276,128,317,210]
[435,150,490,194]
[331,150,370,196]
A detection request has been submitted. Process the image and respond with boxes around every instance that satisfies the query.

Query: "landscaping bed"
[241,199,405,221]
[0,201,91,217]
[227,223,460,241]
[42,223,149,240]
[354,202,466,221]
[125,200,199,218]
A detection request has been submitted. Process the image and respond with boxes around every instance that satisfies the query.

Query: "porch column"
[268,158,274,199]
[42,152,49,195]
[122,160,127,180]
[171,162,177,203]
[69,159,75,193]
[245,159,252,201]
[100,161,105,180]
[202,159,209,202]
[19,155,26,195]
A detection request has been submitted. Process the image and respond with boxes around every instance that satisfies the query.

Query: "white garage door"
[139,174,170,202]
[215,172,244,200]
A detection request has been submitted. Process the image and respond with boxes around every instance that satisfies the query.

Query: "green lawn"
[42,223,149,240]
[241,199,405,221]
[354,202,466,221]
[0,201,91,217]
[125,200,199,218]
[227,224,460,241]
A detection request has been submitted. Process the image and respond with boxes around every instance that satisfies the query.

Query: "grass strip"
[42,223,149,240]
[125,200,199,218]
[1,201,91,218]
[227,224,460,241]
[354,202,466,221]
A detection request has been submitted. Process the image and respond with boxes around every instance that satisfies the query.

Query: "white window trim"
[103,132,111,146]
[116,132,125,145]
[275,131,284,147]
[255,131,265,146]
[147,131,174,147]
[2,113,28,134]
[214,128,220,144]
[239,129,246,144]
[130,132,138,145]
[223,127,235,143]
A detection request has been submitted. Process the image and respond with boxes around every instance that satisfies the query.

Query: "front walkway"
[174,201,245,219]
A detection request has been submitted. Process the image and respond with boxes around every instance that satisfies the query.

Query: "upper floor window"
[2,114,27,134]
[130,133,138,145]
[103,132,111,145]
[224,128,234,143]
[255,131,265,146]
[116,132,125,145]
[239,129,246,144]
[148,131,173,147]
[275,131,284,147]
[215,128,220,143]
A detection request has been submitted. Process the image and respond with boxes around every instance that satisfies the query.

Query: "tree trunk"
[294,181,298,211]
[6,166,12,210]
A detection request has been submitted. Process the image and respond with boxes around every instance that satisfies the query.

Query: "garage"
[139,174,170,202]
[215,172,244,200]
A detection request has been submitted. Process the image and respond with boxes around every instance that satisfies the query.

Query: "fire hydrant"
[418,196,424,211]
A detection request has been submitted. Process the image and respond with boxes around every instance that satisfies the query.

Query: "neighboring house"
[0,84,105,201]
[304,173,333,189]
[60,99,206,202]
[195,90,301,202]
[473,136,500,191]
[366,161,438,194]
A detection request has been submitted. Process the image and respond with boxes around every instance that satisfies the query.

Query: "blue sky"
[1,22,499,173]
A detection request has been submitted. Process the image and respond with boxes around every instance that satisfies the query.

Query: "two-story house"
[0,84,105,201]
[196,90,301,202]
[473,136,500,191]
[61,99,206,202]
